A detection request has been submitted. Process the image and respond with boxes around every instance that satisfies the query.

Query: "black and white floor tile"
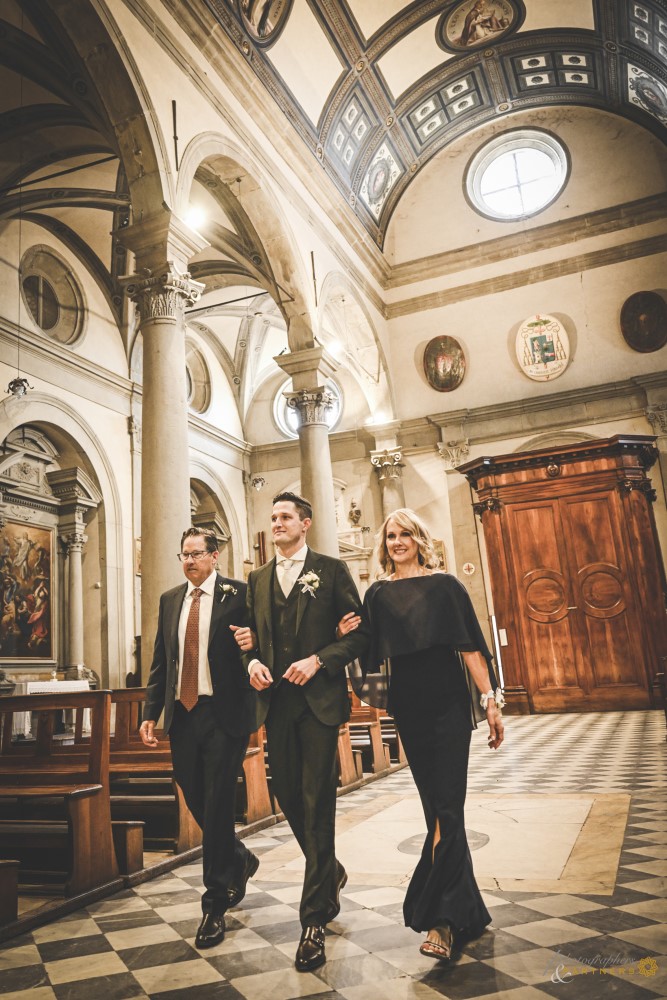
[1,710,666,1000]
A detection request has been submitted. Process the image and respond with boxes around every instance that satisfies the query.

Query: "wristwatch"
[315,655,325,672]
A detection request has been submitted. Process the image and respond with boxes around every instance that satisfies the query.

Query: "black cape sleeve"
[348,574,499,726]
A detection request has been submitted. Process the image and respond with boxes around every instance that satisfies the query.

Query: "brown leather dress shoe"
[195,911,225,949]
[295,925,326,972]
[227,851,260,908]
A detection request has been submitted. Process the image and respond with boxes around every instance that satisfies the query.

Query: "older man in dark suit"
[232,492,368,972]
[140,528,258,949]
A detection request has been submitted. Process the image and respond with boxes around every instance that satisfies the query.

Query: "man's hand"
[486,705,504,750]
[336,612,361,639]
[230,625,257,651]
[249,661,273,690]
[139,720,159,747]
[283,655,321,686]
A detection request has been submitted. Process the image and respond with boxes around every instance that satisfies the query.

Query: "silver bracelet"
[480,687,505,710]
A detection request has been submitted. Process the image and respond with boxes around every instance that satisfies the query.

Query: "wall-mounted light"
[6,376,33,398]
[251,476,266,491]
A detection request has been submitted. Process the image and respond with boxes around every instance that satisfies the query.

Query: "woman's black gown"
[359,573,498,936]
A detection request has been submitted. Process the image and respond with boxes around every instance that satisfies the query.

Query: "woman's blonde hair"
[375,508,440,578]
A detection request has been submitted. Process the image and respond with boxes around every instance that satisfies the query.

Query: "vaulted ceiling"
[207,0,667,246]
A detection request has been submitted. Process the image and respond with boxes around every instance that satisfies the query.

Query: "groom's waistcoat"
[272,570,300,677]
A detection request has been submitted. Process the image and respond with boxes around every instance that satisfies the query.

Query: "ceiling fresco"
[205,0,667,246]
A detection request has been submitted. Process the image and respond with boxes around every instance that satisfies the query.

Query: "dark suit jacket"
[245,549,369,728]
[144,573,254,738]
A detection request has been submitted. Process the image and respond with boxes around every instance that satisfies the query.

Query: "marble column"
[370,448,405,518]
[277,348,339,556]
[122,214,206,675]
[61,531,87,669]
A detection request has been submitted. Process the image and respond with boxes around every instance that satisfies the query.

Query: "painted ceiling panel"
[267,0,345,125]
[376,16,454,101]
[521,0,595,34]
[347,0,412,41]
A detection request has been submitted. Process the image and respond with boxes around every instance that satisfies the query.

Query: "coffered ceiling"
[206,0,667,246]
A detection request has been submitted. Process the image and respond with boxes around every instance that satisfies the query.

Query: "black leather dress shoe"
[227,851,259,908]
[295,925,326,972]
[326,863,348,921]
[195,911,225,949]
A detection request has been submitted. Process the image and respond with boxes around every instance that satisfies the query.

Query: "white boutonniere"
[219,583,238,602]
[297,570,320,598]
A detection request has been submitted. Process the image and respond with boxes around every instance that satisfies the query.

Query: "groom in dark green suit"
[232,492,368,972]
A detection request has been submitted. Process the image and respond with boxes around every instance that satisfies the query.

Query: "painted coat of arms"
[516,314,570,381]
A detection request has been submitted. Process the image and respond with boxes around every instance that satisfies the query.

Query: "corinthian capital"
[647,403,667,435]
[371,448,404,482]
[60,531,88,555]
[285,387,334,428]
[437,439,470,470]
[125,263,204,321]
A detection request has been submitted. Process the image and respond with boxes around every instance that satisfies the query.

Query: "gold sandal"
[419,925,453,961]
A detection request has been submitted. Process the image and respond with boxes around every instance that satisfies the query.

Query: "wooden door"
[506,491,651,712]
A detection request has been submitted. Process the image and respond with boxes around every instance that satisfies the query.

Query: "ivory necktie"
[279,559,296,597]
[179,588,202,711]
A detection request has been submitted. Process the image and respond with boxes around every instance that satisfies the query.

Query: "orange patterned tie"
[179,588,202,711]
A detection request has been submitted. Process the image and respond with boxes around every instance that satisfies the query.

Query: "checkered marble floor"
[1,710,666,1000]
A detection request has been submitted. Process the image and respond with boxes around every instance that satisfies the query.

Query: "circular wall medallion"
[367,158,391,202]
[515,314,570,381]
[620,291,667,353]
[239,0,292,45]
[423,335,466,392]
[438,0,521,53]
[634,74,667,117]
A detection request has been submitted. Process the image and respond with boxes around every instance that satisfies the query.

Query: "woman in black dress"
[342,508,504,960]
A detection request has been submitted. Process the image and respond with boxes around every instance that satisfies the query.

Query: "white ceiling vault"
[206,0,667,247]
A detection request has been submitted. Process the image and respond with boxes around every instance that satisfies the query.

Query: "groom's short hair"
[273,491,312,521]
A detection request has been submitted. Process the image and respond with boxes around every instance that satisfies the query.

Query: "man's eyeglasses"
[177,551,210,562]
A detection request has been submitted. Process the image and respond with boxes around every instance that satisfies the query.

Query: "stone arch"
[189,459,245,578]
[176,132,314,350]
[318,270,395,421]
[0,393,128,687]
[46,0,172,216]
[517,431,599,452]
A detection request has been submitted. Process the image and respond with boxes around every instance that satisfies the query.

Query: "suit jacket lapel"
[167,584,187,664]
[295,550,321,634]
[256,559,275,640]
[208,574,227,645]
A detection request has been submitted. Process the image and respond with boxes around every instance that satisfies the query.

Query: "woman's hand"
[486,703,504,749]
[336,611,361,639]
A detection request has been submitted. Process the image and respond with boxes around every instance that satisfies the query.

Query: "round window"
[466,129,569,221]
[19,246,84,344]
[273,379,342,439]
[23,275,59,330]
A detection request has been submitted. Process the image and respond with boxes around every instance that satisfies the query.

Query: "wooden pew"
[237,729,273,824]
[348,692,391,774]
[0,690,119,898]
[379,715,407,765]
[337,725,362,788]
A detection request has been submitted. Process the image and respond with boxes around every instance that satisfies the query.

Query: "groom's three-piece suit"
[245,547,369,927]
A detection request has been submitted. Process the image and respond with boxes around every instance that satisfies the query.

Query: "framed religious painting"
[437,0,523,53]
[620,291,667,353]
[238,0,292,45]
[0,519,56,665]
[423,335,466,391]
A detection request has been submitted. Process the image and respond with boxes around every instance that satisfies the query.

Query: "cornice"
[0,322,132,413]
[386,232,667,318]
[387,193,667,289]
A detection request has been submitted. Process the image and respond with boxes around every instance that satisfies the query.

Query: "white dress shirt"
[276,543,308,596]
[176,569,216,698]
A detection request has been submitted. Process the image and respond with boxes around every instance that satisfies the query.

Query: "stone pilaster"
[59,530,87,670]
